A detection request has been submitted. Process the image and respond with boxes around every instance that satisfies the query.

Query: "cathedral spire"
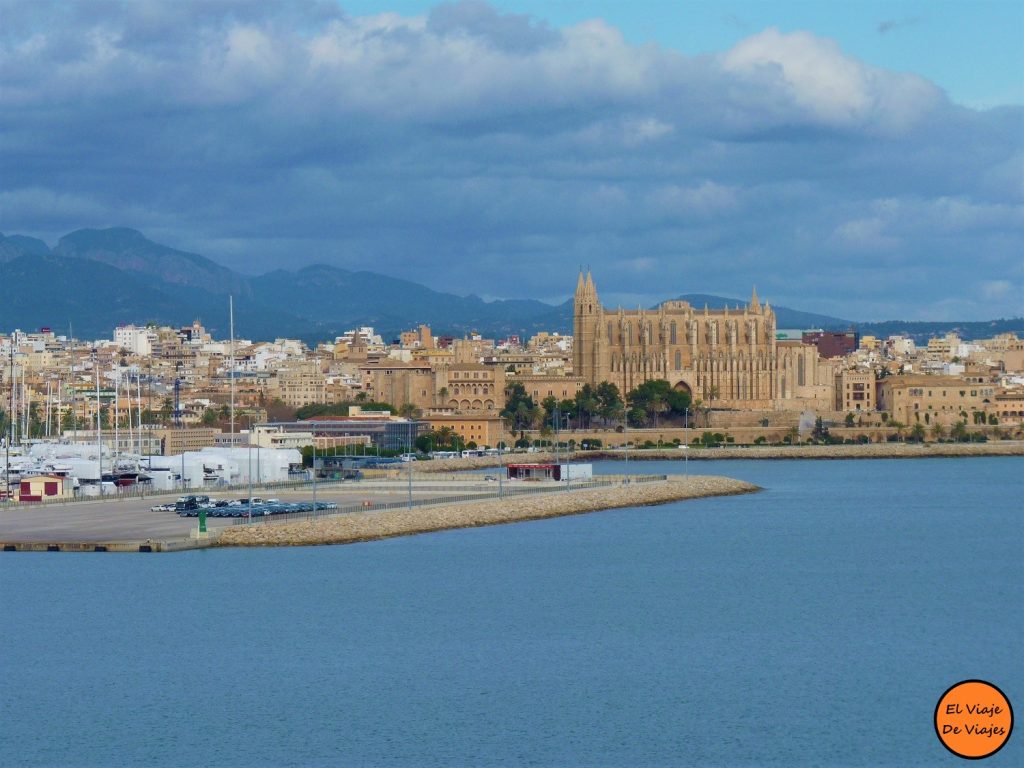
[575,270,585,296]
[585,270,594,294]
[750,285,761,312]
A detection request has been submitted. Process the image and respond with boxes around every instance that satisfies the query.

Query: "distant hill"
[1,227,1020,343]
[0,252,327,341]
[0,233,51,261]
[53,227,249,296]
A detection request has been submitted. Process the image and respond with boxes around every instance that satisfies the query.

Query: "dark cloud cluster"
[1,0,1021,320]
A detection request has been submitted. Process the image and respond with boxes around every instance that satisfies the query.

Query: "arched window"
[674,350,682,370]
[670,321,677,344]
[797,355,806,387]
[607,322,613,342]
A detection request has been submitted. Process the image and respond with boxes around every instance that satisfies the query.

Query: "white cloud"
[721,28,941,132]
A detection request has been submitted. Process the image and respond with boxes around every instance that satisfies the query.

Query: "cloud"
[721,27,941,132]
[0,0,1020,321]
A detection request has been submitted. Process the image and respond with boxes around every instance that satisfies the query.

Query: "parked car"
[150,503,175,512]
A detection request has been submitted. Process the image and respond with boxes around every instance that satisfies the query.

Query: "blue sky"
[343,0,1024,107]
[1,1,1021,321]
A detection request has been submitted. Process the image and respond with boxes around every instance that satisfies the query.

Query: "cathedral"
[572,272,829,410]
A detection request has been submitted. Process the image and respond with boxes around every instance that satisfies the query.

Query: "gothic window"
[625,323,631,344]
[607,322,613,342]
[674,350,682,370]
[670,321,677,344]
[797,355,806,387]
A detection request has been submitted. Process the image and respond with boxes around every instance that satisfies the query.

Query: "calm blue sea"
[1,457,1021,767]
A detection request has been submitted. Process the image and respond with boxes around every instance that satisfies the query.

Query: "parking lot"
[0,479,505,545]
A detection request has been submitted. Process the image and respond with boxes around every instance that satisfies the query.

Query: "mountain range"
[1,228,1020,344]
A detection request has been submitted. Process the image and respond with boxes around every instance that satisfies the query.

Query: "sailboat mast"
[94,350,102,489]
[229,295,235,443]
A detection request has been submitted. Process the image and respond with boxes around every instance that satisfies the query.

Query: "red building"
[803,330,859,358]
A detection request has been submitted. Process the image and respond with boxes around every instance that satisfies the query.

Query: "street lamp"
[406,420,413,509]
[684,406,690,477]
[247,416,253,522]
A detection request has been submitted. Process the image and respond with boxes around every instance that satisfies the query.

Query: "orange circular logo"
[935,680,1013,759]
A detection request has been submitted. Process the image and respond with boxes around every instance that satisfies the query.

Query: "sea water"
[1,457,1021,767]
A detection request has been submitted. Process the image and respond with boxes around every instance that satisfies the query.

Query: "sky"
[1,0,1021,321]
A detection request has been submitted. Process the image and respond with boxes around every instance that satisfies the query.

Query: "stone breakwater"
[216,475,759,549]
[418,441,1024,472]
[585,441,1024,462]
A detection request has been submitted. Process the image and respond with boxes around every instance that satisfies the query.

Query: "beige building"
[991,392,1024,426]
[512,374,585,403]
[439,363,506,411]
[835,369,877,413]
[153,426,222,455]
[268,362,330,408]
[362,360,436,412]
[879,376,995,427]
[425,413,508,447]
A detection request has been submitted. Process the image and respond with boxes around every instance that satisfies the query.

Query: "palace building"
[572,272,833,411]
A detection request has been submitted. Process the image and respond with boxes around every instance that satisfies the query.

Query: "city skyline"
[2,1,1021,322]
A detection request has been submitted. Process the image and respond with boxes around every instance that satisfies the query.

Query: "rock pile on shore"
[216,475,759,548]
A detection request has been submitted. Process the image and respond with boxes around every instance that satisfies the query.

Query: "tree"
[595,381,624,425]
[201,408,218,426]
[950,421,968,442]
[908,423,926,442]
[573,384,599,429]
[812,417,829,441]
[845,412,855,427]
[398,403,420,419]
[626,380,692,427]
[501,383,539,433]
[541,395,558,422]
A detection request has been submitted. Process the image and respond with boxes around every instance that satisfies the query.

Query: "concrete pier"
[217,475,760,549]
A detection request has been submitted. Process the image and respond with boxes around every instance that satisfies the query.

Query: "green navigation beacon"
[199,507,207,534]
